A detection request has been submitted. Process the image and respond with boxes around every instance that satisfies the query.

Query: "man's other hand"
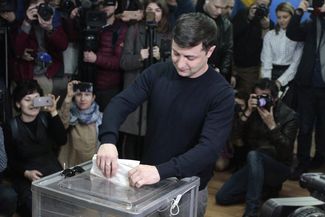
[128,165,160,188]
[96,143,118,177]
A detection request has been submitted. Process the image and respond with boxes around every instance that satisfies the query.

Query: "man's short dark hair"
[172,12,218,52]
[253,78,279,98]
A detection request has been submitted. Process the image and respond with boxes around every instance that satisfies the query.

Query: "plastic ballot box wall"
[32,161,200,217]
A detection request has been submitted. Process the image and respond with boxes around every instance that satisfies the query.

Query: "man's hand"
[257,106,277,130]
[246,93,258,114]
[140,48,149,61]
[128,165,160,188]
[96,143,118,177]
[22,48,34,61]
[38,15,53,32]
[0,11,16,22]
[152,46,160,60]
[298,0,309,12]
[260,16,270,29]
[26,4,38,22]
[24,170,43,181]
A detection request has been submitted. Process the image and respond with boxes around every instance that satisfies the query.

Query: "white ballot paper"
[90,154,140,187]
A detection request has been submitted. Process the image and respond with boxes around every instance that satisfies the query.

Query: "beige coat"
[58,101,98,168]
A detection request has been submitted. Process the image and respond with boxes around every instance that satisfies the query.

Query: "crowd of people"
[0,0,324,216]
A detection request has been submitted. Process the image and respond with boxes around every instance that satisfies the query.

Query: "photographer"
[286,0,325,180]
[4,80,67,217]
[68,0,128,111]
[12,0,68,95]
[232,0,274,98]
[216,78,298,217]
[58,80,102,168]
[201,0,233,83]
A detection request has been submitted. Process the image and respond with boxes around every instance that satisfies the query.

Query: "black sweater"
[99,61,235,189]
[4,113,67,179]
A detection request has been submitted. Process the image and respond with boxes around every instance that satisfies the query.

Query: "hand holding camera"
[26,4,38,22]
[65,80,93,102]
[32,94,60,117]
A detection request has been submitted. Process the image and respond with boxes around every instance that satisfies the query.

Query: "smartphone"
[73,82,93,92]
[32,96,53,107]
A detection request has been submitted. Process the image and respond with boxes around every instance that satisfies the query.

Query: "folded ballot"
[90,154,140,187]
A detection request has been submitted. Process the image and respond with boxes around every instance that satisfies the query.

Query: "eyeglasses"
[61,166,85,178]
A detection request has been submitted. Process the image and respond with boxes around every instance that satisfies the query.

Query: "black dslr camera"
[255,4,269,20]
[260,173,325,217]
[37,3,54,21]
[256,94,273,110]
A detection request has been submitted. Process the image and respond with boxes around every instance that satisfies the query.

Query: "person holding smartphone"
[58,80,102,168]
[4,80,67,217]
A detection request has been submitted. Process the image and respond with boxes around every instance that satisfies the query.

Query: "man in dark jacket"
[216,78,298,217]
[197,0,233,82]
[286,0,325,179]
[81,0,128,111]
[232,0,273,97]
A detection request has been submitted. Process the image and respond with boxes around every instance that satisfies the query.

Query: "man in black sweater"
[96,12,234,217]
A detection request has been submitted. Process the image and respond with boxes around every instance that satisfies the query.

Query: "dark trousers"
[0,183,17,217]
[216,150,290,215]
[297,87,325,162]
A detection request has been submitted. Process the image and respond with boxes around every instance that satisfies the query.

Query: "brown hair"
[275,2,294,34]
[143,0,170,33]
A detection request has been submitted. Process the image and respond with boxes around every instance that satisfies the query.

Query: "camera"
[32,96,53,107]
[37,3,54,21]
[256,94,273,110]
[146,11,157,27]
[73,82,93,92]
[260,173,325,217]
[255,4,269,20]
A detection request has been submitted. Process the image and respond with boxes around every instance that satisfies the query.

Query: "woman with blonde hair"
[261,2,303,102]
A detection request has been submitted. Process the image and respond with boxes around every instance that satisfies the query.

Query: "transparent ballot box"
[32,161,200,217]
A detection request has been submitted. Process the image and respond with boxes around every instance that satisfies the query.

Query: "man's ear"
[206,45,216,58]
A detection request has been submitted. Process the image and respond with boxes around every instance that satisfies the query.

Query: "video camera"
[254,4,269,20]
[260,173,325,217]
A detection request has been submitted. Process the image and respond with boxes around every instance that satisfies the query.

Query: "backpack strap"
[9,118,19,142]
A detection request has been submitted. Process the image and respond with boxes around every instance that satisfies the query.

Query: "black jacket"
[209,15,233,81]
[235,101,298,166]
[286,12,321,87]
[232,9,274,68]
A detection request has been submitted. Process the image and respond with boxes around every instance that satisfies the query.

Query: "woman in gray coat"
[119,0,172,159]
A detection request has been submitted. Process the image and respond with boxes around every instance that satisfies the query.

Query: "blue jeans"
[0,183,17,217]
[297,87,325,163]
[216,150,290,215]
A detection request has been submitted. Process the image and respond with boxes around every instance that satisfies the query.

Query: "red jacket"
[94,19,128,91]
[13,22,68,81]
